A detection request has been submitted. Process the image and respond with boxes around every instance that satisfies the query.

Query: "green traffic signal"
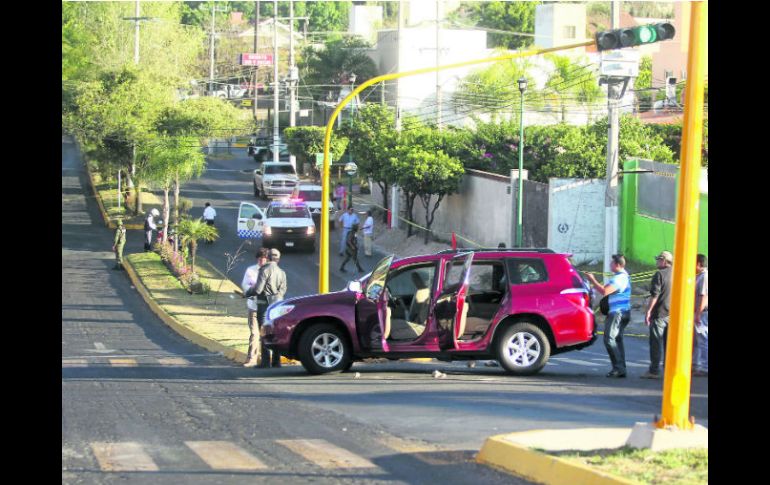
[595,22,675,51]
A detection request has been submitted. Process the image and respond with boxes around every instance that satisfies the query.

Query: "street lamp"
[516,76,528,247]
[344,161,358,210]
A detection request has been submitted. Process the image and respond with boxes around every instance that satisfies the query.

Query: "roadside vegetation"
[556,446,707,485]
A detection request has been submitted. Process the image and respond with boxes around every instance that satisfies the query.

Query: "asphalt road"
[62,141,707,483]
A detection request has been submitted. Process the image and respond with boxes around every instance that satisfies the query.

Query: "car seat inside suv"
[386,266,433,341]
[460,261,508,340]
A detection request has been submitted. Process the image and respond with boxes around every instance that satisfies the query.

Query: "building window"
[563,25,576,39]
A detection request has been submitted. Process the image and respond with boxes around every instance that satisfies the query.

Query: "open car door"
[363,254,395,352]
[237,202,265,239]
[435,252,474,351]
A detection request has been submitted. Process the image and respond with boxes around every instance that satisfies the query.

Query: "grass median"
[554,446,708,485]
[126,251,250,355]
[91,170,162,227]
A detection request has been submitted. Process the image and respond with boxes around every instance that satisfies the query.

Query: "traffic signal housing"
[595,23,675,51]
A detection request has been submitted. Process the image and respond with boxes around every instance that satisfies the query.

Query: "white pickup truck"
[253,162,299,200]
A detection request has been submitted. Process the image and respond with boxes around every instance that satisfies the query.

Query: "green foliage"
[343,104,400,186]
[299,36,379,101]
[453,57,533,120]
[178,218,219,274]
[635,56,654,111]
[458,1,539,49]
[155,96,248,140]
[589,115,676,166]
[646,119,709,167]
[283,126,349,169]
[543,54,602,121]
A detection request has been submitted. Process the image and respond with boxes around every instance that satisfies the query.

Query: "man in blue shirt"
[586,254,632,378]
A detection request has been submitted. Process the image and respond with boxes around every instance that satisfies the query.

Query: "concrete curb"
[476,432,638,485]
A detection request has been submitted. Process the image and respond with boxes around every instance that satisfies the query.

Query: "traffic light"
[595,23,675,51]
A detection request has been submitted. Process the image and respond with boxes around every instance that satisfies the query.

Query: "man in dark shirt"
[641,250,673,378]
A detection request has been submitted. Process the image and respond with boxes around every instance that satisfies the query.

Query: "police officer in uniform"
[112,219,127,270]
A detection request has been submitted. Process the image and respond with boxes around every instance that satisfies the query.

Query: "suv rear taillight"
[560,287,589,307]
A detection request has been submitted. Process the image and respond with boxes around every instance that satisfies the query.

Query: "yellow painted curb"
[123,258,296,366]
[85,163,113,229]
[476,434,638,485]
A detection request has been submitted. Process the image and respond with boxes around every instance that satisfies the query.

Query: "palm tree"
[177,219,218,274]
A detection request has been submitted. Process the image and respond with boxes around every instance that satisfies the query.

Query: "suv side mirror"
[347,280,362,293]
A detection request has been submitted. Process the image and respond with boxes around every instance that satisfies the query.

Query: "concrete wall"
[547,178,606,264]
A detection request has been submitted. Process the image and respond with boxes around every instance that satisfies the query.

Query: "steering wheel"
[385,287,410,316]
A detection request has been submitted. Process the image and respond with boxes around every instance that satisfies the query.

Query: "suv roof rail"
[437,248,556,255]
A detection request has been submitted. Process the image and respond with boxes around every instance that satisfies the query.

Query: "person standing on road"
[641,250,673,379]
[334,183,346,211]
[112,219,127,270]
[253,248,287,368]
[362,210,374,257]
[340,223,364,273]
[144,208,159,251]
[202,202,216,226]
[693,254,708,377]
[202,202,216,244]
[586,254,632,378]
[241,248,269,367]
[339,206,360,256]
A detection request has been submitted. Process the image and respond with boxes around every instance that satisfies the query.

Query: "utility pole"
[273,0,280,163]
[602,1,621,282]
[288,0,297,169]
[436,0,442,130]
[395,0,403,131]
[253,1,259,123]
[208,3,228,94]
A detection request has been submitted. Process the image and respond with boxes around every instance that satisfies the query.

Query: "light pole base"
[626,421,708,451]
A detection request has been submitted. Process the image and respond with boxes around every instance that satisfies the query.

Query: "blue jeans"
[340,228,350,254]
[693,311,708,372]
[604,310,631,373]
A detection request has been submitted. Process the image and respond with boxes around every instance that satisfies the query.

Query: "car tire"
[260,185,268,200]
[341,360,354,372]
[254,182,259,197]
[297,323,351,375]
[496,322,550,376]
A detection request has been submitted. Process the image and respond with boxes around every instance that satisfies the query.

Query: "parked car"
[261,248,597,375]
[293,184,335,230]
[254,162,299,199]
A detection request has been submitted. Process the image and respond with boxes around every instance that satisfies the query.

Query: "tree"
[453,57,533,121]
[542,54,602,122]
[343,104,400,222]
[283,126,349,181]
[299,36,379,102]
[178,218,219,274]
[396,148,464,244]
[634,56,654,112]
[455,1,539,50]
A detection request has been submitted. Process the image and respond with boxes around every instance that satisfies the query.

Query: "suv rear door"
[237,202,265,238]
[434,252,474,350]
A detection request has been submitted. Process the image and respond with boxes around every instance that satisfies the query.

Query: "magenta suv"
[262,249,596,375]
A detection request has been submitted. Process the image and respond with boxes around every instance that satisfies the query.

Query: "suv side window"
[506,258,548,285]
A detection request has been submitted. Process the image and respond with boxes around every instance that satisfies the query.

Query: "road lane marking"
[90,442,159,472]
[376,434,470,466]
[157,357,191,366]
[550,357,599,367]
[109,358,138,367]
[276,439,376,469]
[94,342,106,350]
[62,359,88,368]
[185,441,267,470]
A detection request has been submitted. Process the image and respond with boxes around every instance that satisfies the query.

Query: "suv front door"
[434,252,474,351]
[237,202,265,239]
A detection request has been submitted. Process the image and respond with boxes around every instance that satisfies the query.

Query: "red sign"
[241,53,273,66]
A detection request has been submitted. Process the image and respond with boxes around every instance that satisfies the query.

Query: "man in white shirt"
[241,248,269,367]
[144,208,159,251]
[362,210,374,257]
[338,206,360,256]
[203,202,216,225]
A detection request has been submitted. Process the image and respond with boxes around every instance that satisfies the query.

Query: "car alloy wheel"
[297,323,351,374]
[311,333,344,369]
[496,322,550,376]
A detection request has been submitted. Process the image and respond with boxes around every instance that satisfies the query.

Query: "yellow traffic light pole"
[657,1,707,430]
[318,40,594,293]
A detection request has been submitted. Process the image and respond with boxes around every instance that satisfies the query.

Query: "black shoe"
[606,370,627,378]
[340,267,347,273]
[339,253,344,257]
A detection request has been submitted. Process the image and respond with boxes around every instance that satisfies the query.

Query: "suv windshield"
[265,165,296,175]
[267,205,308,218]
